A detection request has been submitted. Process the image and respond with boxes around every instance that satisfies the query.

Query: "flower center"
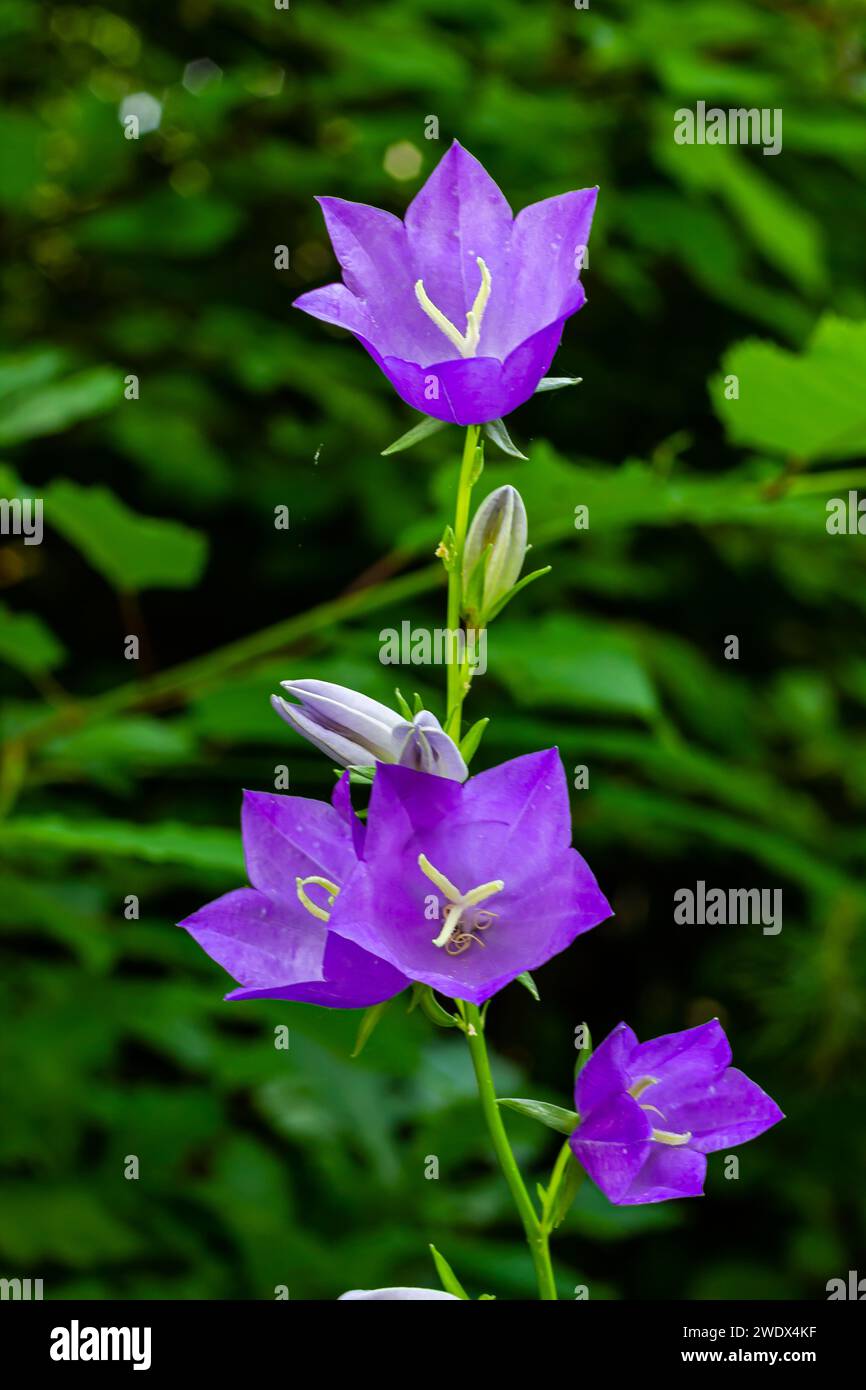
[414,256,491,358]
[628,1076,692,1146]
[296,874,339,923]
[418,852,504,955]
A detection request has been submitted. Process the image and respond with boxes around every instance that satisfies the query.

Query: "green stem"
[462,1002,558,1300]
[445,424,480,738]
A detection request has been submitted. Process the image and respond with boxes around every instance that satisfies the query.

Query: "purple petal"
[292,282,375,339]
[662,1067,785,1154]
[488,188,598,354]
[464,747,572,870]
[328,753,611,1005]
[569,1093,652,1204]
[331,771,366,857]
[227,932,408,1008]
[362,313,569,425]
[576,1022,639,1116]
[313,198,443,362]
[241,790,357,905]
[404,141,513,347]
[616,1145,708,1205]
[180,887,326,992]
[629,1019,732,1093]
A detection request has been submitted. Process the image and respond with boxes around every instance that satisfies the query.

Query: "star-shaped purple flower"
[294,141,598,426]
[180,776,409,1008]
[327,748,612,1005]
[569,1020,784,1205]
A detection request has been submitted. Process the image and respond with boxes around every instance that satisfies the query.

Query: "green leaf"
[459,717,489,765]
[44,479,208,591]
[413,983,461,1029]
[381,413,448,455]
[515,970,540,1002]
[393,688,414,720]
[550,1154,585,1229]
[712,316,866,463]
[0,816,243,874]
[483,418,528,460]
[0,602,65,675]
[497,1098,579,1135]
[429,1244,469,1299]
[347,764,376,785]
[0,365,122,446]
[534,377,583,393]
[351,1001,392,1058]
[484,565,552,623]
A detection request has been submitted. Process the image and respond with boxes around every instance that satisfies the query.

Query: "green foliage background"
[1,0,865,1300]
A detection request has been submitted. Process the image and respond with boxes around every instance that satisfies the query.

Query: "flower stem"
[445,424,481,739]
[461,1001,558,1300]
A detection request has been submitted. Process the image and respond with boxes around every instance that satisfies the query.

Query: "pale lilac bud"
[338,1287,459,1301]
[272,680,466,780]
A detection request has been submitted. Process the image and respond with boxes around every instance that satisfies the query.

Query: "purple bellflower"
[180,775,408,1009]
[272,679,467,781]
[327,748,612,1005]
[294,141,598,426]
[569,1020,784,1205]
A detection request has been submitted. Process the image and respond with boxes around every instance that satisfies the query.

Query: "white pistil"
[414,256,491,358]
[650,1128,693,1146]
[628,1075,691,1143]
[296,874,339,923]
[417,852,504,950]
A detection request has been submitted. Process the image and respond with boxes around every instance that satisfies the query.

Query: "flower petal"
[404,140,513,346]
[629,1018,732,1092]
[362,312,570,425]
[180,887,326,992]
[241,790,357,905]
[490,188,598,353]
[227,931,408,1009]
[569,1093,653,1204]
[661,1067,785,1154]
[617,1145,708,1205]
[576,1021,639,1116]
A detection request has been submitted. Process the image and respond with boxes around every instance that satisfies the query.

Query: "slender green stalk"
[462,1002,558,1300]
[445,424,480,738]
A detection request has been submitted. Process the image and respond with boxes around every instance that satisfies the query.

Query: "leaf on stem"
[350,1001,391,1058]
[381,413,448,455]
[459,717,489,765]
[483,417,528,460]
[497,1097,579,1135]
[516,970,540,1001]
[534,376,583,393]
[429,1244,470,1299]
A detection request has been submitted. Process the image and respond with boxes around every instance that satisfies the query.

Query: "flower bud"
[461,484,527,625]
[271,679,467,781]
[338,1288,459,1301]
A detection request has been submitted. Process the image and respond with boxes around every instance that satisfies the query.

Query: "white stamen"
[651,1128,693,1146]
[414,256,491,358]
[418,852,504,949]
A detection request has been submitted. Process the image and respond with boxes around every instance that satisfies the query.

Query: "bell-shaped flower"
[569,1020,784,1205]
[326,747,612,1005]
[272,679,467,781]
[294,141,597,426]
[180,776,409,1008]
